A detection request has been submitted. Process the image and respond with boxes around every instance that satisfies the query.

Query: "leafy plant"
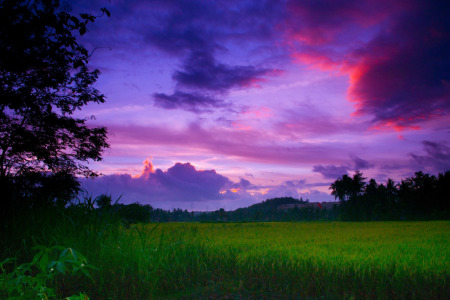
[0,245,95,299]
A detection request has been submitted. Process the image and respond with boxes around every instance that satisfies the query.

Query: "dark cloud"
[140,1,283,112]
[313,165,349,179]
[285,0,390,45]
[236,178,252,189]
[74,0,286,113]
[143,1,217,55]
[411,141,450,172]
[142,0,285,54]
[313,155,373,178]
[153,91,226,113]
[286,0,450,129]
[161,162,231,198]
[79,0,450,123]
[350,2,450,128]
[350,155,374,170]
[173,51,272,92]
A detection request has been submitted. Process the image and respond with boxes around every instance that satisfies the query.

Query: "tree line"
[4,170,449,224]
[103,170,450,223]
[330,171,450,221]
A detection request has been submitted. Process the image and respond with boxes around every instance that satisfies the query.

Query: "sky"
[69,0,450,211]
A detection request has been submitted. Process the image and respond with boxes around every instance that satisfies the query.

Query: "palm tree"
[330,171,366,203]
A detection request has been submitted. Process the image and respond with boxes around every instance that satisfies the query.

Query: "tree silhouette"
[330,174,351,202]
[330,172,365,202]
[0,0,109,208]
[329,171,449,221]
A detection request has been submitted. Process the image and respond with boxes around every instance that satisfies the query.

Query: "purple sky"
[72,0,450,210]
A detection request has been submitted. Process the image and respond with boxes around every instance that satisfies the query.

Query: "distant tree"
[397,171,448,219]
[217,208,227,221]
[117,202,153,224]
[329,170,450,221]
[330,171,366,220]
[330,171,366,202]
[0,0,110,208]
[435,171,450,212]
[351,171,366,198]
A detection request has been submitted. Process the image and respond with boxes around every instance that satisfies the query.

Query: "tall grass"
[1,202,449,299]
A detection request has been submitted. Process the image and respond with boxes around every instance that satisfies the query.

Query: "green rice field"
[2,219,449,299]
[90,221,449,299]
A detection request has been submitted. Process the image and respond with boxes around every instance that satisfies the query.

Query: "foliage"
[330,170,450,221]
[0,245,93,299]
[330,171,366,202]
[0,0,109,209]
[114,202,153,224]
[95,194,113,210]
[8,171,80,209]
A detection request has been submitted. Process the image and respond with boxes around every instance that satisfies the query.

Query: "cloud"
[153,91,226,113]
[120,0,284,113]
[232,178,252,189]
[80,160,304,210]
[275,102,364,139]
[141,0,285,54]
[107,123,350,166]
[350,155,374,170]
[411,141,450,172]
[82,0,449,124]
[255,179,334,202]
[81,158,336,210]
[285,0,450,129]
[284,179,307,188]
[159,50,278,112]
[313,155,374,178]
[312,165,349,179]
[264,187,300,200]
[173,50,274,92]
[285,0,390,46]
[256,179,307,200]
[141,0,227,55]
[82,160,234,208]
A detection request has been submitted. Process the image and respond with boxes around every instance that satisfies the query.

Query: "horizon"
[72,0,450,211]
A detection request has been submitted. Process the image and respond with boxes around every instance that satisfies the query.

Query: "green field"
[2,219,449,299]
[135,221,449,299]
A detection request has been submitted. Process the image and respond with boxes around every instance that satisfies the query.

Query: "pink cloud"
[283,0,450,130]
